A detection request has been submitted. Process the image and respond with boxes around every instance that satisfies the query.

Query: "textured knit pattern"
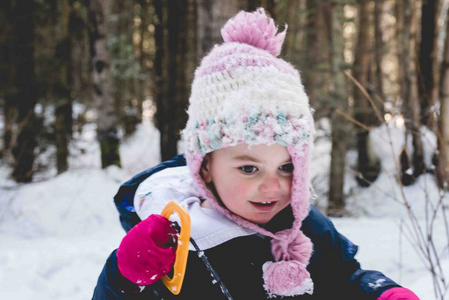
[181,8,315,297]
[183,44,313,155]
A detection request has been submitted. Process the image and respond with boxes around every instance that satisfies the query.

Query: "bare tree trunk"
[196,0,214,59]
[374,0,384,97]
[88,0,121,168]
[353,0,381,187]
[69,0,90,103]
[54,23,72,174]
[9,0,38,182]
[436,5,449,188]
[303,0,322,111]
[196,0,243,60]
[402,0,425,181]
[395,0,404,101]
[136,0,149,118]
[54,0,73,175]
[247,0,258,11]
[185,0,197,86]
[153,0,164,157]
[247,0,274,16]
[1,0,15,161]
[266,0,276,18]
[396,0,412,185]
[396,0,425,185]
[111,0,138,137]
[162,0,188,160]
[282,0,302,59]
[327,0,349,216]
[418,0,440,129]
[55,98,71,174]
[153,0,191,161]
[164,0,179,160]
[214,1,246,39]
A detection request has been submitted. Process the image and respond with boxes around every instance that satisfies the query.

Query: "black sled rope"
[189,237,234,300]
[152,223,233,300]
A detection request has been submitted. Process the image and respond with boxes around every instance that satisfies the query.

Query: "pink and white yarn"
[221,8,287,57]
[181,8,315,297]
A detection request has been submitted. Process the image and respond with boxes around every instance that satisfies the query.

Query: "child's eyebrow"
[232,155,292,164]
[232,155,261,163]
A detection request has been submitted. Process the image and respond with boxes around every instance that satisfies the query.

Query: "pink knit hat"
[181,8,314,297]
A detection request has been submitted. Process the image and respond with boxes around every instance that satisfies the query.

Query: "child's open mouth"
[249,201,277,211]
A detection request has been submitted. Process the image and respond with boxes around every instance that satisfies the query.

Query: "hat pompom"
[221,8,287,57]
[262,260,314,297]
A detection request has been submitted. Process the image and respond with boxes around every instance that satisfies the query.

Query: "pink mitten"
[378,287,420,300]
[117,214,178,285]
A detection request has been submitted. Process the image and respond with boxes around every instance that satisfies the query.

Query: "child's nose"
[259,174,281,193]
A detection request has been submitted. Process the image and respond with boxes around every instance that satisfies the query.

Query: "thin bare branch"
[335,108,372,131]
[344,70,385,123]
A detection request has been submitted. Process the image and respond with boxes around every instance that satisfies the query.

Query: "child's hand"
[117,214,178,285]
[378,287,419,300]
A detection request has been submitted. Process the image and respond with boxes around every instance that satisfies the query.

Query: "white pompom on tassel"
[262,260,314,298]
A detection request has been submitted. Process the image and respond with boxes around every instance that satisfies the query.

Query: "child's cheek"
[230,180,255,200]
[219,180,248,204]
[282,177,293,194]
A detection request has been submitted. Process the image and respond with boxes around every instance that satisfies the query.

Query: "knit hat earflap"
[182,8,315,297]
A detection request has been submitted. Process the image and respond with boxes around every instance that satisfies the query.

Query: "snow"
[0,121,448,299]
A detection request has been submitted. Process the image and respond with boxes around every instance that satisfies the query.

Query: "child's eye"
[239,165,258,174]
[279,163,294,173]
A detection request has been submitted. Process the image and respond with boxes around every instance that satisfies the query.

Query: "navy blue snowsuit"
[92,154,400,299]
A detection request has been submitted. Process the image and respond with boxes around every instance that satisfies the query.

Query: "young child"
[93,8,419,300]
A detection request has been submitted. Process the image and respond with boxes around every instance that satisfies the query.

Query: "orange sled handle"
[160,201,191,295]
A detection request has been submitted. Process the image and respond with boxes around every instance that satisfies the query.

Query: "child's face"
[201,144,293,224]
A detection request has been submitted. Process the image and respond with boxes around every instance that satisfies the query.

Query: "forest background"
[0,0,449,299]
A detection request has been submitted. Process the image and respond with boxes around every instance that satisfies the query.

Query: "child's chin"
[245,214,275,225]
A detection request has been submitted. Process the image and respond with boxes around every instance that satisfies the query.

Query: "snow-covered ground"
[0,121,447,299]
